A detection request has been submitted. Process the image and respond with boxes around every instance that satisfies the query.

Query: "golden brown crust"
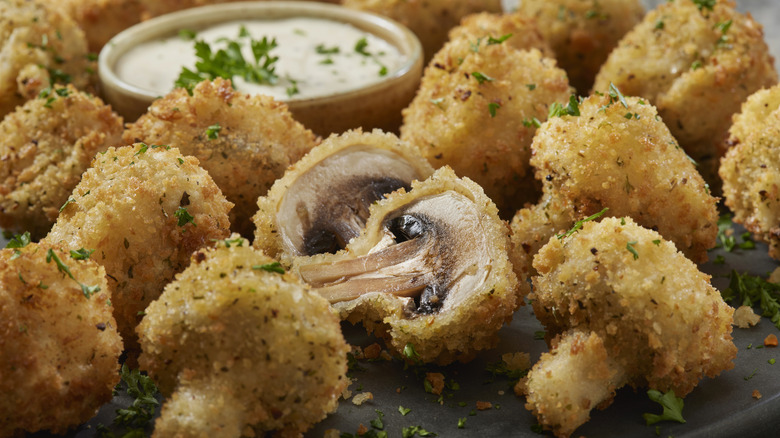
[40,0,143,52]
[719,84,780,259]
[400,38,572,215]
[0,0,95,119]
[42,143,233,358]
[124,78,318,237]
[0,85,123,239]
[509,92,718,281]
[138,236,349,437]
[593,0,778,186]
[516,0,645,94]
[0,242,122,436]
[447,11,554,58]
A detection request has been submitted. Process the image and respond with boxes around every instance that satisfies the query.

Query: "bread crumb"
[356,424,368,435]
[733,305,761,328]
[752,389,763,399]
[323,429,341,438]
[502,352,531,372]
[425,372,445,395]
[352,392,374,405]
[765,333,778,347]
[363,342,382,360]
[476,401,493,410]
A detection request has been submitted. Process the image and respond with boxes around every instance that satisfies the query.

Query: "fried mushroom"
[514,0,645,93]
[0,0,95,119]
[525,217,736,437]
[40,0,143,52]
[447,11,554,58]
[0,85,123,239]
[42,143,233,358]
[252,128,434,261]
[592,0,778,187]
[719,84,780,259]
[138,236,349,437]
[509,91,718,280]
[400,37,572,215]
[124,78,318,237]
[294,167,524,365]
[0,241,122,436]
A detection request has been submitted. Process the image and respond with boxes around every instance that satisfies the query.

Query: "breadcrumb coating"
[510,92,718,280]
[341,0,501,63]
[138,236,349,437]
[0,0,95,119]
[515,0,644,93]
[40,0,143,52]
[0,242,122,436]
[400,38,572,215]
[593,0,778,187]
[124,78,317,237]
[0,85,123,239]
[719,84,780,259]
[447,11,554,59]
[42,143,232,358]
[526,217,736,437]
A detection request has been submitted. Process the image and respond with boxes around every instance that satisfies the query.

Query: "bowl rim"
[98,0,423,105]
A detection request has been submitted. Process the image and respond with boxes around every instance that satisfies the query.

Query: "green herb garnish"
[722,271,780,330]
[548,94,581,118]
[205,123,221,140]
[488,102,500,117]
[556,207,609,240]
[174,206,196,227]
[253,261,285,274]
[642,389,685,425]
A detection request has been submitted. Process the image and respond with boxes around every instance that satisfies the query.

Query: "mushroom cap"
[253,128,434,262]
[294,166,524,365]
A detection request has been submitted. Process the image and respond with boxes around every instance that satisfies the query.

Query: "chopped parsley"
[556,207,609,240]
[403,342,422,365]
[205,123,221,140]
[522,117,542,128]
[6,232,31,250]
[399,405,412,416]
[402,425,437,438]
[608,82,628,108]
[70,248,95,260]
[626,241,639,260]
[174,206,196,227]
[487,33,512,45]
[354,37,388,76]
[458,417,467,429]
[46,248,100,299]
[548,94,581,118]
[488,102,500,117]
[178,28,197,40]
[526,83,537,91]
[174,36,280,93]
[722,271,780,330]
[38,86,71,108]
[471,71,494,84]
[252,261,285,274]
[101,365,160,436]
[642,389,686,425]
[693,0,716,12]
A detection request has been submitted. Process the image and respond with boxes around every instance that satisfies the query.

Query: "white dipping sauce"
[115,17,404,100]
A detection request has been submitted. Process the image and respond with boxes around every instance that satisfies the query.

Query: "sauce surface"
[116,17,404,100]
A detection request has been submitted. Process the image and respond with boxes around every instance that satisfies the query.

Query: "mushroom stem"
[298,238,426,287]
[314,276,427,303]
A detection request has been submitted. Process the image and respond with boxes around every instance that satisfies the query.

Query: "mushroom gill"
[292,167,526,365]
[253,129,434,261]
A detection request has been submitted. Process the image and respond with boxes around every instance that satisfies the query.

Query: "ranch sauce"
[115,17,404,100]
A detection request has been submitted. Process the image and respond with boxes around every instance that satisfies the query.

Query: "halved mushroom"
[292,167,525,365]
[252,129,434,261]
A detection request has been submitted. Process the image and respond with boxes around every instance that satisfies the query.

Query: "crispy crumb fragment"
[352,392,374,406]
[733,306,761,328]
[363,343,382,360]
[765,334,778,347]
[753,389,763,400]
[425,372,446,395]
[476,401,493,411]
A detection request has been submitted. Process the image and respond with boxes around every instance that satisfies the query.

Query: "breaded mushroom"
[514,0,644,93]
[0,0,95,119]
[509,91,718,280]
[40,0,144,52]
[341,0,501,62]
[294,167,524,365]
[138,235,349,437]
[592,0,778,187]
[124,78,318,237]
[0,240,122,436]
[719,84,780,259]
[252,128,433,262]
[447,11,554,58]
[42,143,233,358]
[0,85,123,239]
[141,0,340,19]
[400,38,572,215]
[525,217,736,437]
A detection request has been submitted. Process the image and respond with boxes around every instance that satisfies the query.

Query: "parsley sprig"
[556,208,609,240]
[98,365,161,437]
[175,36,280,93]
[642,389,686,425]
[46,248,101,299]
[722,271,780,330]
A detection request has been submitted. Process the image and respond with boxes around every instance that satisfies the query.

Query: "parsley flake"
[722,271,780,330]
[488,102,501,117]
[642,389,686,425]
[205,123,221,140]
[253,261,285,274]
[556,207,609,240]
[471,71,494,84]
[626,241,639,260]
[548,94,581,118]
[70,248,95,260]
[174,207,196,227]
